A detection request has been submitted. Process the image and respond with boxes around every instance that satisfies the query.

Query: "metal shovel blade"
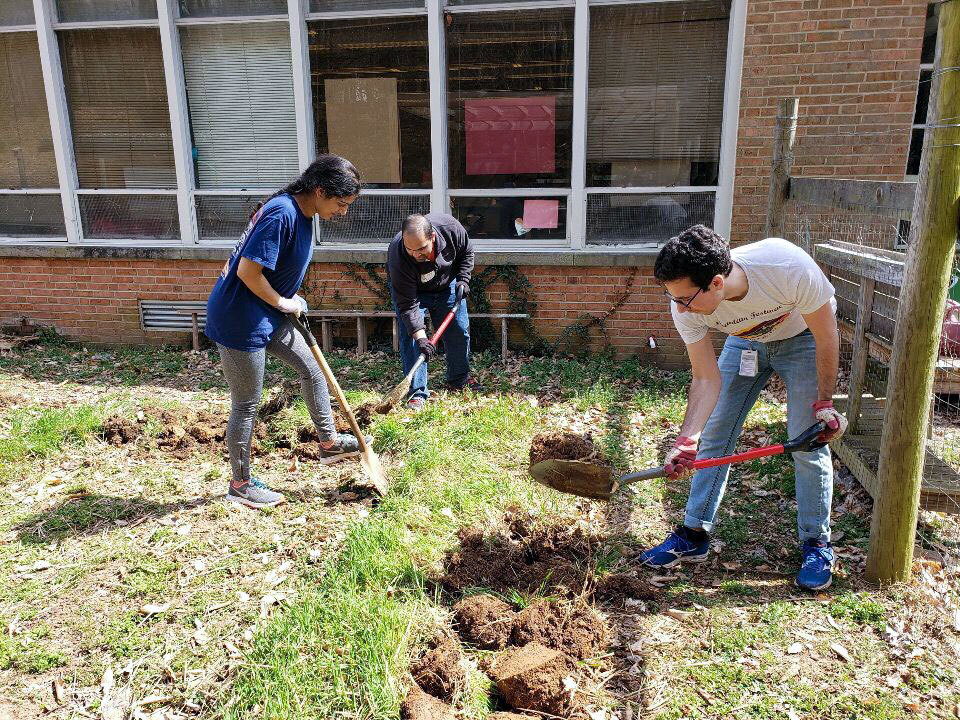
[528,459,616,500]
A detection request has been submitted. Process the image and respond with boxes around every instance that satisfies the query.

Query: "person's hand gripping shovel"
[288,313,388,497]
[528,422,828,500]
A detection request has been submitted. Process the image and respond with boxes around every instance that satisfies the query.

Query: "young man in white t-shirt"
[639,225,848,591]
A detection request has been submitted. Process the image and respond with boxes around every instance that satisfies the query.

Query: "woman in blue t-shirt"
[205,154,368,509]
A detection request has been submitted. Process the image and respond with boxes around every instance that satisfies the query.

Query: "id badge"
[739,349,758,377]
[420,270,436,283]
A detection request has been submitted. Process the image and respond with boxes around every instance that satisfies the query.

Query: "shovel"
[289,313,389,497]
[529,421,827,501]
[378,287,464,413]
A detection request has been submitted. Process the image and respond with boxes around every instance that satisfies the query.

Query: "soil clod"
[410,635,466,702]
[400,684,456,720]
[453,594,516,650]
[528,431,604,466]
[511,600,607,660]
[101,416,140,446]
[492,642,574,716]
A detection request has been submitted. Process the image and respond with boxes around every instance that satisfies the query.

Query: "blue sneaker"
[639,526,711,569]
[796,539,834,591]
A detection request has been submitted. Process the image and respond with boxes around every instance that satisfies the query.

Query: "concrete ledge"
[0,243,659,267]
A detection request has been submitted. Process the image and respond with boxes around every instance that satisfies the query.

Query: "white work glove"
[812,400,847,442]
[664,435,699,480]
[276,294,308,317]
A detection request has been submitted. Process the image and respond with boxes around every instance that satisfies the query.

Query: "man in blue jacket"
[387,213,475,410]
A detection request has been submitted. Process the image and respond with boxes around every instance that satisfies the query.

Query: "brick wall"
[730,0,927,243]
[0,258,691,366]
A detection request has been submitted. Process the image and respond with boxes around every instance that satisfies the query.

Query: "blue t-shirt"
[205,194,314,351]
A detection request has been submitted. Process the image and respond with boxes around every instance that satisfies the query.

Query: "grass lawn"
[0,334,958,719]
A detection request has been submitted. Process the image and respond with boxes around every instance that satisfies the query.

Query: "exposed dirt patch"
[452,594,516,650]
[511,600,607,661]
[528,431,605,466]
[487,714,538,720]
[258,381,299,420]
[594,572,658,603]
[145,407,264,459]
[400,684,455,720]
[410,635,465,702]
[100,416,141,446]
[492,642,574,716]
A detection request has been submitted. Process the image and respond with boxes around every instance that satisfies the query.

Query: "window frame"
[1,0,746,250]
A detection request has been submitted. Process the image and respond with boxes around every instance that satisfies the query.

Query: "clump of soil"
[101,416,140,446]
[146,407,264,459]
[492,642,574,717]
[511,600,607,661]
[594,572,658,603]
[258,382,299,420]
[400,684,455,720]
[453,594,516,650]
[528,431,605,466]
[410,635,465,702]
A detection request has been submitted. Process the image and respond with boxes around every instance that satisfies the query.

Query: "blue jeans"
[391,282,471,401]
[684,331,833,543]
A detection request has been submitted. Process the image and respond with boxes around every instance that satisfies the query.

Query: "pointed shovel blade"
[361,446,389,497]
[528,459,616,500]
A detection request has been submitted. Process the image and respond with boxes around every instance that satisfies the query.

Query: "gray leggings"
[217,319,336,484]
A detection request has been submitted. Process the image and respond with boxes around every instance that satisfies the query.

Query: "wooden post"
[392,318,399,353]
[501,317,509,358]
[356,317,368,353]
[866,2,960,583]
[764,97,799,239]
[321,320,333,353]
[847,278,876,434]
[190,312,200,352]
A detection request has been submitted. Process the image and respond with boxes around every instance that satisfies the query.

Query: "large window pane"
[0,34,58,188]
[56,0,158,22]
[79,195,180,240]
[446,9,573,189]
[0,0,34,25]
[586,192,715,246]
[196,194,263,242]
[309,17,430,189]
[587,1,728,188]
[310,0,422,12]
[452,195,567,241]
[60,29,176,189]
[316,194,429,244]
[182,23,299,188]
[178,0,286,18]
[0,195,65,238]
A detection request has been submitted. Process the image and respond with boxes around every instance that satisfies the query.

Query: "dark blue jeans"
[391,282,470,400]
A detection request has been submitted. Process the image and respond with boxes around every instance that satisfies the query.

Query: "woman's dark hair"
[654,224,733,290]
[254,154,361,216]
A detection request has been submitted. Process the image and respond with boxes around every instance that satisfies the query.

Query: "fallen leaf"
[52,678,65,705]
[665,608,694,622]
[193,627,211,646]
[288,456,299,473]
[589,710,607,720]
[32,560,51,571]
[283,516,306,526]
[721,561,741,571]
[139,603,170,617]
[787,642,803,654]
[831,642,851,662]
[190,559,206,572]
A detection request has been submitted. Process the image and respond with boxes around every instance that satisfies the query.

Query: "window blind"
[59,28,176,189]
[0,0,34,26]
[0,33,58,188]
[181,23,299,189]
[55,0,158,23]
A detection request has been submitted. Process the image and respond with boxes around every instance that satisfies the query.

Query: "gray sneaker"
[227,478,286,509]
[319,432,374,465]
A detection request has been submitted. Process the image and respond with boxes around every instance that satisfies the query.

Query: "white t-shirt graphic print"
[671,238,836,345]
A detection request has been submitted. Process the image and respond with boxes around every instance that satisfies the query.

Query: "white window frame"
[2,0,746,251]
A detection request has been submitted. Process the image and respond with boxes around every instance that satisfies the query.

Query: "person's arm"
[236,257,302,314]
[801,301,840,402]
[678,336,723,441]
[455,227,475,284]
[388,256,428,341]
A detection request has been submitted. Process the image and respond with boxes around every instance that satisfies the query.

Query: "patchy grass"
[0,336,957,719]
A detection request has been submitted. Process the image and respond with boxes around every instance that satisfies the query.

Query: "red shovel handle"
[429,308,457,346]
[689,443,785,471]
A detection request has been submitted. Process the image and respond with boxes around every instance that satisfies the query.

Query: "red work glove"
[664,436,699,480]
[813,400,848,442]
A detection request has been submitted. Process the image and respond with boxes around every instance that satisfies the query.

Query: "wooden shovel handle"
[289,314,368,453]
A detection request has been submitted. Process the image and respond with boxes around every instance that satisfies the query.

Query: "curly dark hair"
[654,224,733,290]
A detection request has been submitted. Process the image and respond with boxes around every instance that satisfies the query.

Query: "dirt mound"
[441,522,596,598]
[400,684,455,720]
[511,600,606,660]
[594,573,658,603]
[453,594,516,650]
[146,407,263,458]
[258,382,299,420]
[101,416,140,446]
[410,635,465,702]
[528,431,603,466]
[492,642,574,716]
[487,714,537,720]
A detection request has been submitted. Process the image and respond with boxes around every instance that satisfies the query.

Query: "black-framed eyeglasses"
[664,286,703,309]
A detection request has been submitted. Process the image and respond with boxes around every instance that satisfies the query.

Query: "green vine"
[550,266,640,356]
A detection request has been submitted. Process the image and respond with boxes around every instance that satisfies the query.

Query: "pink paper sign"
[464,96,556,175]
[522,199,560,229]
